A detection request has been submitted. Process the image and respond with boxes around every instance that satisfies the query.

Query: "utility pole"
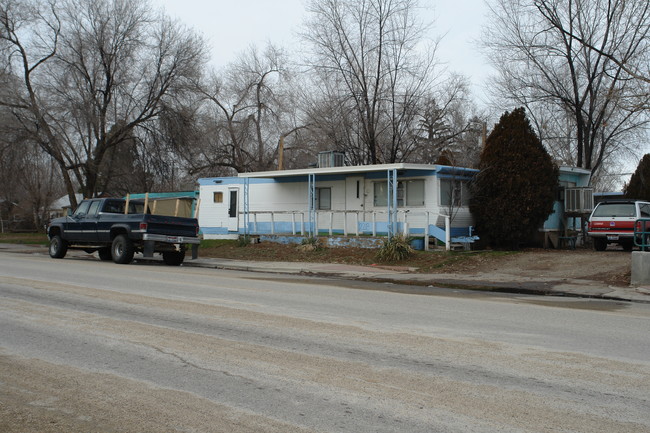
[278,135,285,170]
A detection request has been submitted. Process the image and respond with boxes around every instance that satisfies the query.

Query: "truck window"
[128,202,146,214]
[87,200,101,216]
[102,200,125,214]
[73,201,91,216]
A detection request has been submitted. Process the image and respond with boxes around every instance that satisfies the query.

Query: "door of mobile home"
[227,188,239,232]
[345,176,364,231]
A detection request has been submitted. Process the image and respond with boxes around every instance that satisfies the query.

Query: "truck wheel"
[594,238,607,251]
[49,235,68,259]
[162,250,185,266]
[112,235,134,264]
[98,247,112,261]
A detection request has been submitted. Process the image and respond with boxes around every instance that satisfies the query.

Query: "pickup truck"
[47,197,200,265]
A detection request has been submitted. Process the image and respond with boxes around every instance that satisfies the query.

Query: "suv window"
[592,203,636,217]
[640,204,650,218]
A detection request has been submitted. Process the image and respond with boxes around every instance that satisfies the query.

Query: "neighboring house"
[541,166,593,248]
[48,194,84,219]
[197,161,479,249]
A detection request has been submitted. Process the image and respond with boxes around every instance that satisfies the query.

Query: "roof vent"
[318,151,345,168]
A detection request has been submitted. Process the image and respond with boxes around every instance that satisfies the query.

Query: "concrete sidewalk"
[181,256,650,304]
[2,243,649,303]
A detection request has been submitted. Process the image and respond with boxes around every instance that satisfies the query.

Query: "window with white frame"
[440,179,471,207]
[317,187,331,210]
[373,180,424,207]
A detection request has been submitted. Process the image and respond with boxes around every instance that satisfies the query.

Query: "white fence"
[246,210,452,251]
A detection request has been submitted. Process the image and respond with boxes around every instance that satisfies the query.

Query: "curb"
[180,259,650,304]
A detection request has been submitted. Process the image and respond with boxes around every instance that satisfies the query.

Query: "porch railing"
[246,210,459,251]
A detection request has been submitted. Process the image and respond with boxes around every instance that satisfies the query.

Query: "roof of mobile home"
[198,163,478,184]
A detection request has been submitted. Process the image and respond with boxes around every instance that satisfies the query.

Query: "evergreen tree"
[470,108,558,249]
[624,154,650,200]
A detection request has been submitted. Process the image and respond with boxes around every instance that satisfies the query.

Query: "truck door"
[66,200,91,240]
[80,200,102,242]
[227,188,239,232]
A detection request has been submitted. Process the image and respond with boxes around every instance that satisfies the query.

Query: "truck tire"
[98,247,112,261]
[112,234,134,264]
[594,237,607,251]
[162,250,185,266]
[49,235,68,259]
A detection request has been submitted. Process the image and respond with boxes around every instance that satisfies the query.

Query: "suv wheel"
[594,237,607,251]
[621,240,634,251]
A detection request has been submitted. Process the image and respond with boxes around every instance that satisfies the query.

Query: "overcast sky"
[153,0,492,100]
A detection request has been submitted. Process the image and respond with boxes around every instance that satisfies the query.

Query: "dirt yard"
[200,241,633,287]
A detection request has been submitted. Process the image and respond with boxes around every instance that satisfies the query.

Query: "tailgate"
[589,218,635,233]
[144,215,198,237]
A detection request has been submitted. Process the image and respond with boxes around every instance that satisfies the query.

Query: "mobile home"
[197,163,479,249]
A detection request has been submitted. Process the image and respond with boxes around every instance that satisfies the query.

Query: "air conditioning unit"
[318,151,345,168]
[564,187,594,214]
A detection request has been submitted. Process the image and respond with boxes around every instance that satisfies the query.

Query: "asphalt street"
[1,252,649,432]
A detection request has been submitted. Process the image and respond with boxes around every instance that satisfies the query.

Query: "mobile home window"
[440,179,470,207]
[405,180,424,206]
[374,182,388,207]
[213,192,223,203]
[373,180,424,207]
[317,188,331,210]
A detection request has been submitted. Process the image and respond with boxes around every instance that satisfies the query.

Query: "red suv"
[587,200,650,251]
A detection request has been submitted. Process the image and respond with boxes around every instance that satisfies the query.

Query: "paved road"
[1,252,649,432]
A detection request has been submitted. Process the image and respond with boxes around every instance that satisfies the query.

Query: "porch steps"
[427,238,470,251]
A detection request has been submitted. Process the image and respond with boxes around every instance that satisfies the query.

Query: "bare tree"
[302,0,440,164]
[412,75,484,167]
[537,0,650,88]
[0,0,207,208]
[482,0,650,177]
[184,44,300,174]
[136,102,209,189]
[20,146,63,229]
[0,106,25,229]
[0,104,63,230]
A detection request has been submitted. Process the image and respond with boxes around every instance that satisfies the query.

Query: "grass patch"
[0,232,48,245]
[200,239,237,249]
